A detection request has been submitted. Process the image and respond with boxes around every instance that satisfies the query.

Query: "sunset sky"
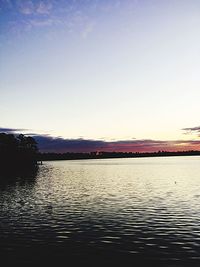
[1,0,200,152]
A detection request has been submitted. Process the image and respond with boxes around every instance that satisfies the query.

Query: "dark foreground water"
[1,156,200,266]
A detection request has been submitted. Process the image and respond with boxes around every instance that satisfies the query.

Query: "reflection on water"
[0,156,200,266]
[0,166,38,189]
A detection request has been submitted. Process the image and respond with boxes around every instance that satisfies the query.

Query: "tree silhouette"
[0,133,38,169]
[17,134,38,152]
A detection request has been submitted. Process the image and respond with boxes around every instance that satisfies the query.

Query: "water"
[0,156,200,266]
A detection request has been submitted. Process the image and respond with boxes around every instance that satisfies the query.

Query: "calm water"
[1,156,200,266]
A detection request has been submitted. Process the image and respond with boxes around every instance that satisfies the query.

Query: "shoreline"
[38,151,200,161]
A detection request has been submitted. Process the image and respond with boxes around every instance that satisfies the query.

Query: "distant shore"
[38,150,200,161]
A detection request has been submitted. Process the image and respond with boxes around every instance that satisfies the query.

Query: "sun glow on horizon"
[1,0,200,151]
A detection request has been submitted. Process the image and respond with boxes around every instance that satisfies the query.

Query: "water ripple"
[1,157,200,266]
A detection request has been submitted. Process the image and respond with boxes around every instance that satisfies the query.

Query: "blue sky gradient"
[1,0,200,151]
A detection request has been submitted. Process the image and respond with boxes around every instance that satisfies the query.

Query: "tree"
[0,133,38,168]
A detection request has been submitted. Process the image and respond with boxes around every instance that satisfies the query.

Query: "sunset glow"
[1,0,200,152]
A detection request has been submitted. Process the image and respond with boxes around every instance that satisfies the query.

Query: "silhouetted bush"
[0,133,38,169]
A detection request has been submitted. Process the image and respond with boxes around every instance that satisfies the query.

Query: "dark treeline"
[1,132,200,165]
[38,150,200,161]
[0,133,38,170]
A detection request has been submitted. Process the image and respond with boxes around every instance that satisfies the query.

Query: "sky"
[1,0,200,152]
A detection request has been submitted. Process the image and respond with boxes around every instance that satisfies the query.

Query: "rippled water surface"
[1,156,200,266]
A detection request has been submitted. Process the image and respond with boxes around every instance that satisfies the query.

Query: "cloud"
[1,127,200,153]
[34,135,200,153]
[0,0,137,45]
[34,135,106,152]
[17,0,52,15]
[36,1,52,14]
[18,0,35,15]
[182,126,200,137]
[183,126,200,132]
[0,127,27,133]
[30,18,54,27]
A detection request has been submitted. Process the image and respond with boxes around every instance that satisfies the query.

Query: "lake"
[0,156,200,266]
